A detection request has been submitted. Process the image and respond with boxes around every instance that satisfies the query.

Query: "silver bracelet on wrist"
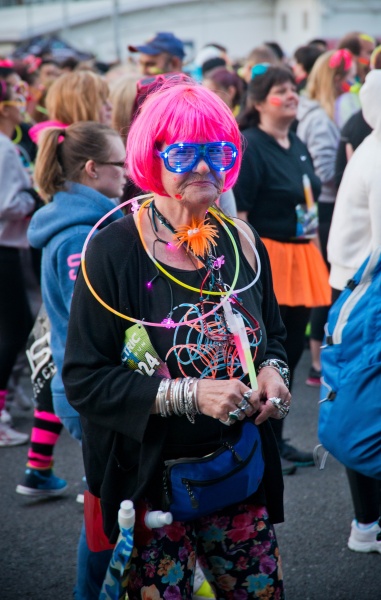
[155,377,201,423]
[257,358,290,389]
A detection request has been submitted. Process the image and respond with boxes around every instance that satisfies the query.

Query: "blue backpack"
[318,247,381,480]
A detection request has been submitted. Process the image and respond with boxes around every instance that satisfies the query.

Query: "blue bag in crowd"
[318,247,381,480]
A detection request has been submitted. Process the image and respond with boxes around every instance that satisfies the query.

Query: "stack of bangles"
[155,358,291,424]
[156,377,200,424]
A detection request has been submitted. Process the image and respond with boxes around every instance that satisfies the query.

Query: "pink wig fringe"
[126,81,243,196]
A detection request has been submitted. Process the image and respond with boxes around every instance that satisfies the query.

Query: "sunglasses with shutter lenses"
[159,142,238,173]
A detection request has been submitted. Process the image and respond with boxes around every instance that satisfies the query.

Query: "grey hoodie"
[296,95,340,204]
[0,133,35,248]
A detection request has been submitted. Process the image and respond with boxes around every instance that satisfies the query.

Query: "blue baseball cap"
[128,32,185,60]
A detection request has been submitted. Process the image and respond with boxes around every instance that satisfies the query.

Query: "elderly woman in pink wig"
[63,80,290,599]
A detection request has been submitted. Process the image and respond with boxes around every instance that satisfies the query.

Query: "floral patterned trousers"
[126,503,285,599]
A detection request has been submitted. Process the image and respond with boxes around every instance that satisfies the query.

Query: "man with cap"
[128,32,185,75]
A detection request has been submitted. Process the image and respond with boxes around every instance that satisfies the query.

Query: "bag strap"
[332,246,381,345]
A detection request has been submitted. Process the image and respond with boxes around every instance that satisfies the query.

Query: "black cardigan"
[63,213,287,542]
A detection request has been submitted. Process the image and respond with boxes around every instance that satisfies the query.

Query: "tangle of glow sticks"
[80,196,262,329]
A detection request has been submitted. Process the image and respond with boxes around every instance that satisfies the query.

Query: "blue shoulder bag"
[162,419,264,521]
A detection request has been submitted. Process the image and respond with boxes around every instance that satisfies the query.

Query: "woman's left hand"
[249,367,291,425]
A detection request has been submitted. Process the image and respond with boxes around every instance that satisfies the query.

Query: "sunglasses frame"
[0,96,26,109]
[159,141,238,174]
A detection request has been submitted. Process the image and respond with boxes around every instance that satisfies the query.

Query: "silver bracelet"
[257,358,290,389]
[192,379,200,414]
[156,378,172,417]
[164,378,172,416]
[185,377,197,423]
[156,377,201,423]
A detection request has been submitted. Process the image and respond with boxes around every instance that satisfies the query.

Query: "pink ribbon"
[0,58,14,68]
[23,55,42,74]
[329,49,353,71]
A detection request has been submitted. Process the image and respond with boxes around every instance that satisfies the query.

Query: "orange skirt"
[262,238,331,307]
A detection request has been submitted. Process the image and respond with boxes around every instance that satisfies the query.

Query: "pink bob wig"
[126,80,243,196]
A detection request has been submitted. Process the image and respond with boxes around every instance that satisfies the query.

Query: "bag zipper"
[181,439,259,510]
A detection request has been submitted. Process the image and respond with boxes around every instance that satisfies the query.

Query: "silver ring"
[228,408,242,421]
[243,390,252,401]
[237,398,250,411]
[219,416,235,426]
[268,396,290,419]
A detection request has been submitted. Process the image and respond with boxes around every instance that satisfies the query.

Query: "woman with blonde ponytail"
[30,120,126,439]
[297,49,357,387]
[20,121,126,599]
[17,75,117,505]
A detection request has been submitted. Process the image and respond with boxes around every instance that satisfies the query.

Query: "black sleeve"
[334,124,351,191]
[252,229,288,364]
[62,230,161,444]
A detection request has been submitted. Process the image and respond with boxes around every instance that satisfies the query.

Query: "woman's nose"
[287,89,298,100]
[192,158,210,174]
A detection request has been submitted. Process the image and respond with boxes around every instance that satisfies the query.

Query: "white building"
[1,0,381,63]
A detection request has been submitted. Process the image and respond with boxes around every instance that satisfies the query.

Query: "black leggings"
[0,247,33,389]
[346,468,381,523]
[271,304,311,444]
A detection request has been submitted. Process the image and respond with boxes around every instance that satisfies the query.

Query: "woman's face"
[159,141,226,209]
[99,98,113,126]
[1,86,26,126]
[256,80,298,123]
[203,79,234,110]
[92,135,127,199]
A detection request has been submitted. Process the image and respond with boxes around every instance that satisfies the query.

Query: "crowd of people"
[1,27,381,599]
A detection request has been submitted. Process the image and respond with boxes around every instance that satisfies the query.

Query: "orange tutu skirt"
[262,238,331,307]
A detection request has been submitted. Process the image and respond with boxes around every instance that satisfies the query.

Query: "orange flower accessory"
[174,217,218,257]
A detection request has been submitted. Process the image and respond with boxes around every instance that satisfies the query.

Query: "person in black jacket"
[63,80,291,599]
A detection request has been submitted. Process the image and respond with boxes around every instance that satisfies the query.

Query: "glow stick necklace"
[81,195,261,329]
[136,198,239,296]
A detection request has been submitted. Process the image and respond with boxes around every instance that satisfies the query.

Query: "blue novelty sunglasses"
[159,142,238,173]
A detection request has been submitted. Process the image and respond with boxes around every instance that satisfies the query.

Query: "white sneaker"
[348,519,381,553]
[0,408,13,425]
[0,422,29,447]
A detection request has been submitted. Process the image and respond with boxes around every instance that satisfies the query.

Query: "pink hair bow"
[0,58,14,68]
[23,55,42,74]
[329,49,353,71]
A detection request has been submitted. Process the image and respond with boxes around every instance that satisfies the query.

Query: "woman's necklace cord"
[150,201,219,263]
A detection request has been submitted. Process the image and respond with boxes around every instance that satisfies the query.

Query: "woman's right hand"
[197,378,257,422]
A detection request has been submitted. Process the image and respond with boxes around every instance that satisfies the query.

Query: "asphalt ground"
[1,349,380,600]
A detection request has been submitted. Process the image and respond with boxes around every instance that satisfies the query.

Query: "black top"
[63,212,287,541]
[334,109,373,190]
[12,122,37,165]
[234,127,321,241]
